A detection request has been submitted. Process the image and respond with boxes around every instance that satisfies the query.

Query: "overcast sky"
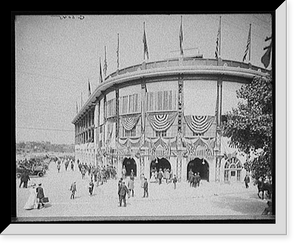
[15,13,272,144]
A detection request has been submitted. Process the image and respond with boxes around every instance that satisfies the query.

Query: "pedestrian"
[70,182,76,199]
[128,177,135,197]
[143,178,149,198]
[195,172,201,187]
[24,183,38,210]
[140,173,145,188]
[70,160,74,171]
[118,181,130,207]
[130,169,134,180]
[172,175,178,189]
[262,200,273,215]
[157,169,163,185]
[188,169,193,184]
[36,183,45,209]
[165,169,170,184]
[19,171,30,188]
[244,174,250,188]
[57,160,61,173]
[88,180,94,196]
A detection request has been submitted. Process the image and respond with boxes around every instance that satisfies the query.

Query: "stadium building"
[71,56,270,183]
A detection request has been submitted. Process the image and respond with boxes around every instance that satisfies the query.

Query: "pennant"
[103,46,108,77]
[143,22,149,60]
[117,33,120,69]
[242,24,251,62]
[88,79,91,96]
[215,16,221,59]
[99,57,103,83]
[179,16,184,56]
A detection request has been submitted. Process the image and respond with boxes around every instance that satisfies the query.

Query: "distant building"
[71,56,270,183]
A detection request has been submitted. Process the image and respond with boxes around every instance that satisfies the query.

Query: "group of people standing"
[188,169,202,188]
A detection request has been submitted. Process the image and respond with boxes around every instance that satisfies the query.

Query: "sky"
[15,13,272,144]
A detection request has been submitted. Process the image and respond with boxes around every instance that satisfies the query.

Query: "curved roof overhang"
[72,60,270,124]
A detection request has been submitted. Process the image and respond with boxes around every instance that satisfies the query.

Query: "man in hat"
[36,183,45,209]
[118,181,129,207]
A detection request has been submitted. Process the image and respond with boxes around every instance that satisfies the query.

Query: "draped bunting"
[182,137,214,159]
[147,112,177,132]
[120,114,140,131]
[184,115,215,134]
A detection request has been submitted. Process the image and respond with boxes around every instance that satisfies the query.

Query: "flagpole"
[249,24,251,62]
[219,16,221,59]
[143,22,145,61]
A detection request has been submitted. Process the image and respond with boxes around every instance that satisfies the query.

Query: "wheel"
[16,173,21,178]
[38,172,44,177]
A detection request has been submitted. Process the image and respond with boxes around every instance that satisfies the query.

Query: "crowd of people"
[19,157,273,215]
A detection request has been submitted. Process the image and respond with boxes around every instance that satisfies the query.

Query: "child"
[70,182,76,199]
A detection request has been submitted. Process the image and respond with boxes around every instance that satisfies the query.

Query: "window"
[119,94,140,115]
[106,99,116,118]
[146,90,177,112]
[155,131,167,137]
[224,157,242,182]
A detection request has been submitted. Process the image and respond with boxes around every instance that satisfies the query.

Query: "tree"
[222,75,273,181]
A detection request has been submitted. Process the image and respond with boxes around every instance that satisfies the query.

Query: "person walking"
[128,177,135,197]
[244,174,250,188]
[24,183,38,210]
[36,183,45,209]
[143,178,149,198]
[118,181,130,207]
[172,175,178,189]
[70,182,77,199]
[157,169,163,185]
[19,171,30,188]
[88,180,94,196]
[57,160,61,173]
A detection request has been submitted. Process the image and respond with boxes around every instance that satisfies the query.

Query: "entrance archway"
[187,158,209,181]
[122,157,137,177]
[149,157,171,178]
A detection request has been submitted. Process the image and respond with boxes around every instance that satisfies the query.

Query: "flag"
[88,79,91,96]
[215,16,221,59]
[242,24,251,62]
[103,46,108,77]
[143,22,149,60]
[117,33,120,69]
[179,16,184,56]
[261,36,272,68]
[99,57,103,83]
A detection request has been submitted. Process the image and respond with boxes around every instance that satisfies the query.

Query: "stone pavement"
[16,161,272,221]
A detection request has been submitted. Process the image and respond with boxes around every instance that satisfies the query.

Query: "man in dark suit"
[118,181,129,207]
[19,171,30,188]
[36,183,45,209]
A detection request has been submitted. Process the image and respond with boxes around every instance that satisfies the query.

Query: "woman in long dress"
[24,184,38,210]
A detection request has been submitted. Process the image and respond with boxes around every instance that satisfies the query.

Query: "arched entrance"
[122,157,137,177]
[224,157,242,182]
[187,158,209,181]
[149,157,171,178]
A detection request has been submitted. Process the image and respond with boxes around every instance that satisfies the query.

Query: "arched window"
[224,157,242,182]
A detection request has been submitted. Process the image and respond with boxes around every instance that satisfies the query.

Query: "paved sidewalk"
[16,162,271,220]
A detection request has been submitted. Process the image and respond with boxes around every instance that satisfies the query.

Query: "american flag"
[143,22,149,60]
[215,16,221,59]
[243,24,252,62]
